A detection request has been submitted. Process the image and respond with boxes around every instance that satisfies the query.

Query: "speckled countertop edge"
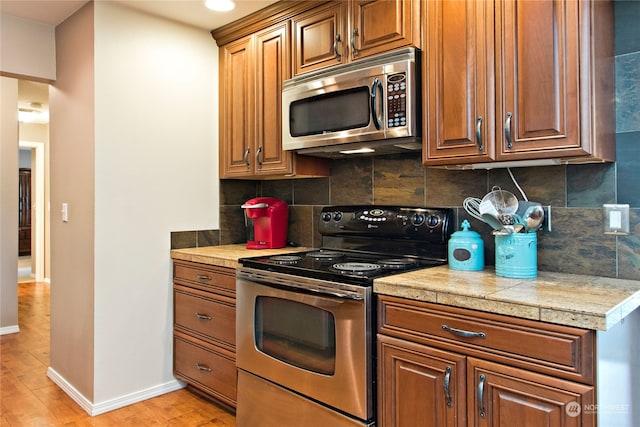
[170,245,640,331]
[373,266,640,331]
[170,244,311,269]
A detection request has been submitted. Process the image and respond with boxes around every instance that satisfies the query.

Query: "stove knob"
[333,211,343,222]
[427,215,440,227]
[322,212,332,222]
[411,213,425,226]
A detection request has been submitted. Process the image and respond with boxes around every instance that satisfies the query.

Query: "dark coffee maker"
[241,197,288,249]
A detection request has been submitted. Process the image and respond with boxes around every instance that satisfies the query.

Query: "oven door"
[236,268,374,422]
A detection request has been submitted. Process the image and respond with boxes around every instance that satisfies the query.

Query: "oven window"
[255,296,336,375]
[289,86,370,137]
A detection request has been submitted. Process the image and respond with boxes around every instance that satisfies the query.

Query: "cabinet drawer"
[173,261,235,297]
[174,288,235,349]
[378,295,594,384]
[174,334,237,407]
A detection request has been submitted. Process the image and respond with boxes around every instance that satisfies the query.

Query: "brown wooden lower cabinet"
[377,295,596,427]
[467,358,595,427]
[173,260,237,409]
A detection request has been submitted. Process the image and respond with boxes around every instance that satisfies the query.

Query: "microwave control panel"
[386,72,407,128]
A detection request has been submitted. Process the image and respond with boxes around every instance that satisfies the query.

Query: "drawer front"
[378,296,594,383]
[174,262,235,296]
[174,289,235,347]
[174,336,237,405]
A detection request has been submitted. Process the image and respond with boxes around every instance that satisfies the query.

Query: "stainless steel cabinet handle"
[351,28,359,57]
[196,274,211,281]
[442,324,486,338]
[444,366,453,407]
[334,34,342,61]
[476,116,483,151]
[195,313,212,320]
[255,146,263,169]
[243,147,250,168]
[478,374,486,417]
[505,112,513,149]
[195,362,212,373]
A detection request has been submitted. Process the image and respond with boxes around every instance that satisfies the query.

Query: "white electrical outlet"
[603,204,629,235]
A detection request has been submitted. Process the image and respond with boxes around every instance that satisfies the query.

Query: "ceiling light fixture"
[204,0,236,12]
[18,104,49,123]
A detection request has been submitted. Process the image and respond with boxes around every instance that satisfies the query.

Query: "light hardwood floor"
[1,281,237,426]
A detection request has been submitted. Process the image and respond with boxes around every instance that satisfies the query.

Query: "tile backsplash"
[185,1,640,281]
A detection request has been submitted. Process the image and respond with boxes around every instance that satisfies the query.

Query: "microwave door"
[289,86,372,137]
[283,74,385,151]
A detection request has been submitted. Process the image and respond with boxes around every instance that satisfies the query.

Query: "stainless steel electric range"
[235,205,454,427]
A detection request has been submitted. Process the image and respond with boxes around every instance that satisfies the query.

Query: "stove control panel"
[319,205,453,241]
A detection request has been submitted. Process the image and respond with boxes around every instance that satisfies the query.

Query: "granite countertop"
[170,245,640,331]
[374,266,640,331]
[170,244,311,269]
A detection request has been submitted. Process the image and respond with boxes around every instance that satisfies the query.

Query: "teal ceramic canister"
[495,232,537,278]
[448,220,485,271]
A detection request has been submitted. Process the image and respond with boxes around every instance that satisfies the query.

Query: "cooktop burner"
[269,255,304,265]
[332,262,382,274]
[378,258,419,269]
[306,250,346,261]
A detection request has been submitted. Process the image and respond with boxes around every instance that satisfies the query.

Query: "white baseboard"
[47,367,186,416]
[0,325,20,335]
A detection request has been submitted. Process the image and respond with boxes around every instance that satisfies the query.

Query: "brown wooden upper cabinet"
[423,0,615,167]
[219,21,328,179]
[292,0,421,76]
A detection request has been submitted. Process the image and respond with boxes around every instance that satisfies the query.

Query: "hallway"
[0,281,236,426]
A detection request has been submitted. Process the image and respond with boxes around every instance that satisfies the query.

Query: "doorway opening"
[18,79,50,284]
[18,141,46,282]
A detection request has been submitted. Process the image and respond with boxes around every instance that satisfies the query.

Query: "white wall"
[0,77,19,334]
[49,1,96,401]
[91,1,219,405]
[0,14,56,80]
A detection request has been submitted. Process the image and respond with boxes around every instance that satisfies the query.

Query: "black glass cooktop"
[239,249,444,286]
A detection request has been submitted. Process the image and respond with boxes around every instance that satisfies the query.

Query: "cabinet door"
[350,0,420,60]
[255,22,292,175]
[468,358,595,427]
[219,36,254,178]
[496,0,582,160]
[423,0,495,165]
[378,335,466,427]
[292,1,347,76]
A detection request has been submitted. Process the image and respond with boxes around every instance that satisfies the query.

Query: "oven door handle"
[238,269,368,301]
[304,287,364,301]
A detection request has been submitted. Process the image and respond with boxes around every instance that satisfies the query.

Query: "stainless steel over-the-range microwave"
[282,48,421,158]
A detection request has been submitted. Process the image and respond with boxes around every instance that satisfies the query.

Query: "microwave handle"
[370,78,383,130]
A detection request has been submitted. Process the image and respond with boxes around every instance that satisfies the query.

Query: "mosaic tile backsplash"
[180,1,640,281]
